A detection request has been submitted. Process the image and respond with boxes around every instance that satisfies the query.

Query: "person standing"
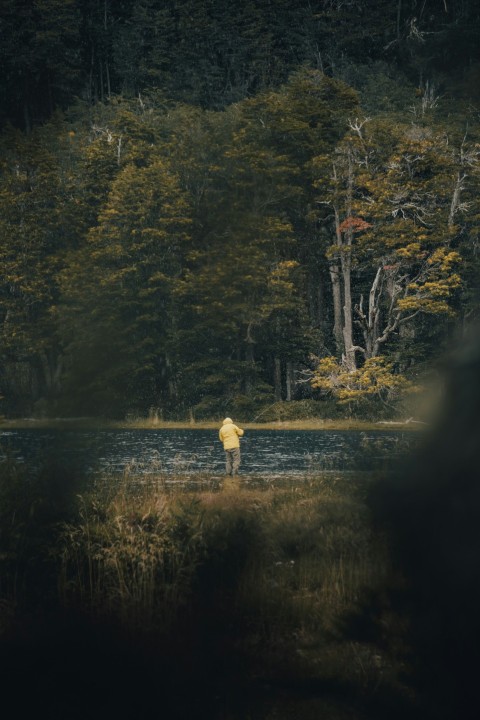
[218,417,244,476]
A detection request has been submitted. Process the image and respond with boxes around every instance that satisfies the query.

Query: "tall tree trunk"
[99,58,104,102]
[355,265,384,359]
[329,261,343,355]
[367,266,383,357]
[274,357,282,401]
[40,351,63,395]
[339,151,357,371]
[341,254,356,371]
[89,46,95,103]
[317,277,325,329]
[105,61,111,98]
[330,155,356,370]
[286,362,294,401]
[165,354,178,401]
[244,322,256,396]
[23,79,31,133]
[448,173,465,227]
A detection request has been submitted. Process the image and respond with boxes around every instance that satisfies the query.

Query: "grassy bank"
[0,458,417,719]
[0,416,425,431]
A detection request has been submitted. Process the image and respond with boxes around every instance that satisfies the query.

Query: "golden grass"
[0,416,424,431]
[57,472,400,681]
[1,459,414,717]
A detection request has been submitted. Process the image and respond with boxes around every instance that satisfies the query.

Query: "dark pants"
[225,447,240,476]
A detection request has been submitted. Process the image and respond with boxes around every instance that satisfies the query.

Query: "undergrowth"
[0,458,413,719]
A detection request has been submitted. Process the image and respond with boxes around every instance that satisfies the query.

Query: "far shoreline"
[0,416,426,432]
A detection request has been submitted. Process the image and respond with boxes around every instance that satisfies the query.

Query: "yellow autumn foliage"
[311,356,421,405]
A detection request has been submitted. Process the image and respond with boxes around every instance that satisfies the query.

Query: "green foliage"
[1,5,479,419]
[59,151,192,415]
[0,119,86,413]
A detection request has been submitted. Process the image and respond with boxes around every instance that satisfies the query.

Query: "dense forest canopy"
[0,0,479,419]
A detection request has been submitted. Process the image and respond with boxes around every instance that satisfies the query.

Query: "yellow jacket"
[219,418,244,450]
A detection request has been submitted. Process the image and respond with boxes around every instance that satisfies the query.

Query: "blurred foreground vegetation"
[0,453,419,719]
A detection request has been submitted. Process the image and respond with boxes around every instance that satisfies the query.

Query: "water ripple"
[0,428,420,476]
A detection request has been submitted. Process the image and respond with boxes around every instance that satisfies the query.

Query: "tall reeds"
[55,470,396,684]
[1,459,410,718]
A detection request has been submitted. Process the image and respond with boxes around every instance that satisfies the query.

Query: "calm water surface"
[0,427,420,476]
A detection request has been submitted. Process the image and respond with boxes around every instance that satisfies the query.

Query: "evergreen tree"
[0,116,84,413]
[60,153,192,416]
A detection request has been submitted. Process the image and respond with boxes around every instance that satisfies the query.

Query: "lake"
[0,427,420,477]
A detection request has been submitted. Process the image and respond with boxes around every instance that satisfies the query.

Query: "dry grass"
[0,416,424,431]
[1,461,413,718]
[56,471,405,688]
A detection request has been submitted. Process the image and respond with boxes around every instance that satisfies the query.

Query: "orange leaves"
[338,216,372,234]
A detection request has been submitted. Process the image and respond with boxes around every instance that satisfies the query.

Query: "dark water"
[0,427,420,476]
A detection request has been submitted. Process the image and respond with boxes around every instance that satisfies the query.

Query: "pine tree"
[60,152,192,416]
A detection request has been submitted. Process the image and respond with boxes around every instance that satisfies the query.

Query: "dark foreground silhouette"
[369,327,480,720]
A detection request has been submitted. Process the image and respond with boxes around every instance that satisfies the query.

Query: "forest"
[3,5,480,720]
[1,0,480,420]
